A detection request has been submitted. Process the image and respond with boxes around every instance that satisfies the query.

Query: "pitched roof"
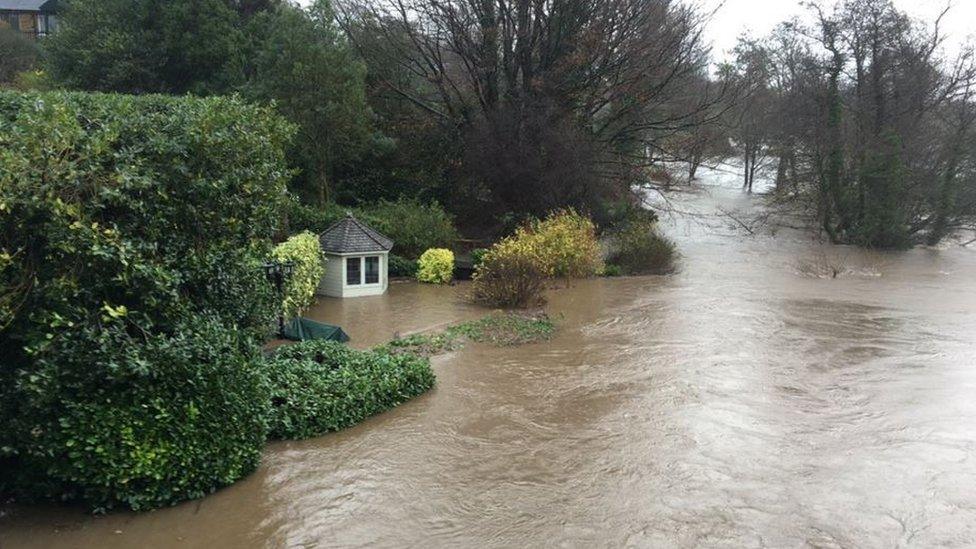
[319,212,393,254]
[0,0,57,11]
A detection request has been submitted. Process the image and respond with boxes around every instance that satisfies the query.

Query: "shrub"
[272,232,324,318]
[470,209,601,307]
[600,264,623,277]
[360,199,459,259]
[606,221,677,275]
[284,199,347,235]
[264,340,435,439]
[0,27,39,84]
[0,316,269,512]
[471,240,546,308]
[416,248,455,284]
[284,198,459,261]
[0,91,293,510]
[389,254,418,277]
[470,247,489,267]
[525,209,603,279]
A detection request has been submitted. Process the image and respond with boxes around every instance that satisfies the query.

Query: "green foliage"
[264,340,435,440]
[285,198,459,261]
[0,91,293,510]
[10,69,54,91]
[388,254,419,277]
[448,313,554,346]
[0,27,40,84]
[381,313,555,357]
[272,232,324,318]
[45,0,246,94]
[1,316,270,512]
[606,221,677,275]
[360,199,459,259]
[243,0,374,204]
[416,248,454,284]
[600,264,623,277]
[470,248,489,267]
[851,135,912,249]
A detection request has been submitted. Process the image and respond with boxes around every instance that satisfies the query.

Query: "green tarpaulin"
[282,317,350,343]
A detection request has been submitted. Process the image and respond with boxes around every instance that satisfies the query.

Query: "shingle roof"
[0,0,57,11]
[319,212,393,254]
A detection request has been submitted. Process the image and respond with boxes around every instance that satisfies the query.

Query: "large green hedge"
[3,316,270,511]
[0,91,294,510]
[264,341,435,440]
[286,197,459,259]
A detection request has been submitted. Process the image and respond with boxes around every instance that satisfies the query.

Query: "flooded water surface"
[3,179,976,548]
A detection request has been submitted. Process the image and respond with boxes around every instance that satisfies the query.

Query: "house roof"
[319,212,393,254]
[0,0,57,11]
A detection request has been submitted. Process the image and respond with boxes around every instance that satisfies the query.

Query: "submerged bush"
[416,248,455,284]
[525,209,603,279]
[471,240,546,307]
[606,221,677,275]
[1,317,269,512]
[272,232,324,317]
[264,340,435,439]
[470,209,601,307]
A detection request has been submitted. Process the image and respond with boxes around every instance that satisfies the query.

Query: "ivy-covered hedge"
[272,232,324,318]
[0,91,294,510]
[264,341,435,440]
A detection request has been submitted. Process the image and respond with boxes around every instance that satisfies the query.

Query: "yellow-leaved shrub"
[416,248,454,284]
[522,209,603,279]
[272,232,324,317]
[471,209,602,307]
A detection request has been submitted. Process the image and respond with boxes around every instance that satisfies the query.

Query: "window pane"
[365,256,380,284]
[346,257,361,285]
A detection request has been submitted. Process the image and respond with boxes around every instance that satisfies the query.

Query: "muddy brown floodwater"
[3,176,976,548]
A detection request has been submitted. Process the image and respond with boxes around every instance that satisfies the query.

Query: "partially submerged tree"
[731,0,976,247]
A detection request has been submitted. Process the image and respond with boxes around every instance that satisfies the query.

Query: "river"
[2,173,976,548]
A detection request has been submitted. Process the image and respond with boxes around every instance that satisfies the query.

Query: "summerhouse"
[316,213,393,298]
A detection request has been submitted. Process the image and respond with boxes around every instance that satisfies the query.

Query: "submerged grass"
[380,312,555,357]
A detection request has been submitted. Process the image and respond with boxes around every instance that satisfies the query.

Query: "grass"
[379,312,555,357]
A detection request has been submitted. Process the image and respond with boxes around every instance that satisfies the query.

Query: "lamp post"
[263,260,295,338]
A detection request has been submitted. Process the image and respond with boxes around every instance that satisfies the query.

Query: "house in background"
[316,213,393,298]
[0,0,58,40]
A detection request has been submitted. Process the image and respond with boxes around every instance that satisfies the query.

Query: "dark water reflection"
[3,183,976,547]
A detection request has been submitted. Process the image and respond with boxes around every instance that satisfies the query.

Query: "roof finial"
[345,210,354,218]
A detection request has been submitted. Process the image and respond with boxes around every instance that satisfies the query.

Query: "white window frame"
[344,255,383,288]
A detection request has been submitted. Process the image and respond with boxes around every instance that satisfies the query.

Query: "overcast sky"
[701,0,976,62]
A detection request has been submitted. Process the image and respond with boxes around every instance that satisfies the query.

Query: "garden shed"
[316,213,393,298]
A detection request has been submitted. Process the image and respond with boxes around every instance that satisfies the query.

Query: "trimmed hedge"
[0,91,294,510]
[416,248,454,284]
[272,232,324,318]
[264,340,436,440]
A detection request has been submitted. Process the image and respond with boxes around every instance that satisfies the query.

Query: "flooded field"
[3,176,976,548]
